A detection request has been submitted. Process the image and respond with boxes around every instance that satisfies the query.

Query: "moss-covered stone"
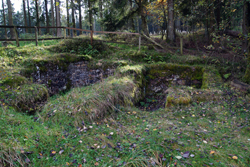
[146,63,204,88]
[165,87,191,107]
[165,86,223,108]
[116,65,146,87]
[2,84,49,113]
[147,63,203,78]
[21,53,92,76]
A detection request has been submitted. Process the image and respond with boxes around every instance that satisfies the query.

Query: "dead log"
[140,32,169,52]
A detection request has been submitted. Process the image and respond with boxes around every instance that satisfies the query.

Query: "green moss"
[1,84,49,113]
[21,53,92,75]
[1,75,28,88]
[146,63,204,86]
[165,87,191,107]
[48,38,107,54]
[243,55,250,84]
[117,65,146,87]
[201,67,222,89]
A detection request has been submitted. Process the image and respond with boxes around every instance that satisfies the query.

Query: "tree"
[243,0,250,83]
[55,0,61,36]
[136,0,149,36]
[78,0,82,34]
[71,0,76,36]
[99,0,103,31]
[146,0,168,39]
[88,0,93,31]
[45,0,49,34]
[66,0,70,35]
[2,0,7,38]
[7,0,14,39]
[22,0,28,33]
[167,0,175,43]
[128,0,135,32]
[51,0,55,35]
[27,0,31,28]
[35,0,41,34]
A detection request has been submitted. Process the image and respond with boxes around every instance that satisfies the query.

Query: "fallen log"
[140,32,169,52]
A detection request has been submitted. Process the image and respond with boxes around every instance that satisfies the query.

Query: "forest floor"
[0,35,250,167]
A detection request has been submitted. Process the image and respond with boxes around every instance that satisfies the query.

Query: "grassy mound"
[1,84,48,113]
[0,75,28,88]
[41,75,142,126]
[48,38,108,55]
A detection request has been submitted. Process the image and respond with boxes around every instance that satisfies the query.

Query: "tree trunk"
[99,0,103,31]
[51,0,55,35]
[45,0,49,34]
[22,0,27,33]
[66,0,70,35]
[35,0,41,35]
[55,0,61,36]
[242,0,248,53]
[2,0,7,38]
[129,0,135,32]
[7,0,14,39]
[78,0,82,34]
[162,3,167,40]
[88,0,93,31]
[167,0,175,43]
[243,1,250,83]
[214,0,221,30]
[138,0,149,36]
[71,0,76,36]
[27,0,31,33]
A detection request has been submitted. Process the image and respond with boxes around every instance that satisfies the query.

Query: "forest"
[0,0,250,166]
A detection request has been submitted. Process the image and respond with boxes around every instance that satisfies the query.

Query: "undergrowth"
[0,37,250,166]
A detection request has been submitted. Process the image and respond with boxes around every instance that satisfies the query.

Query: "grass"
[0,36,250,166]
[1,87,249,166]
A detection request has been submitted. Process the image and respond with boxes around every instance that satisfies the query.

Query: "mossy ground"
[0,38,250,166]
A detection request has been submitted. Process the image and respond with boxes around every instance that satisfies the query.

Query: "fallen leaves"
[182,151,190,158]
[232,156,238,160]
[50,150,56,156]
[210,151,215,154]
[175,156,182,159]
